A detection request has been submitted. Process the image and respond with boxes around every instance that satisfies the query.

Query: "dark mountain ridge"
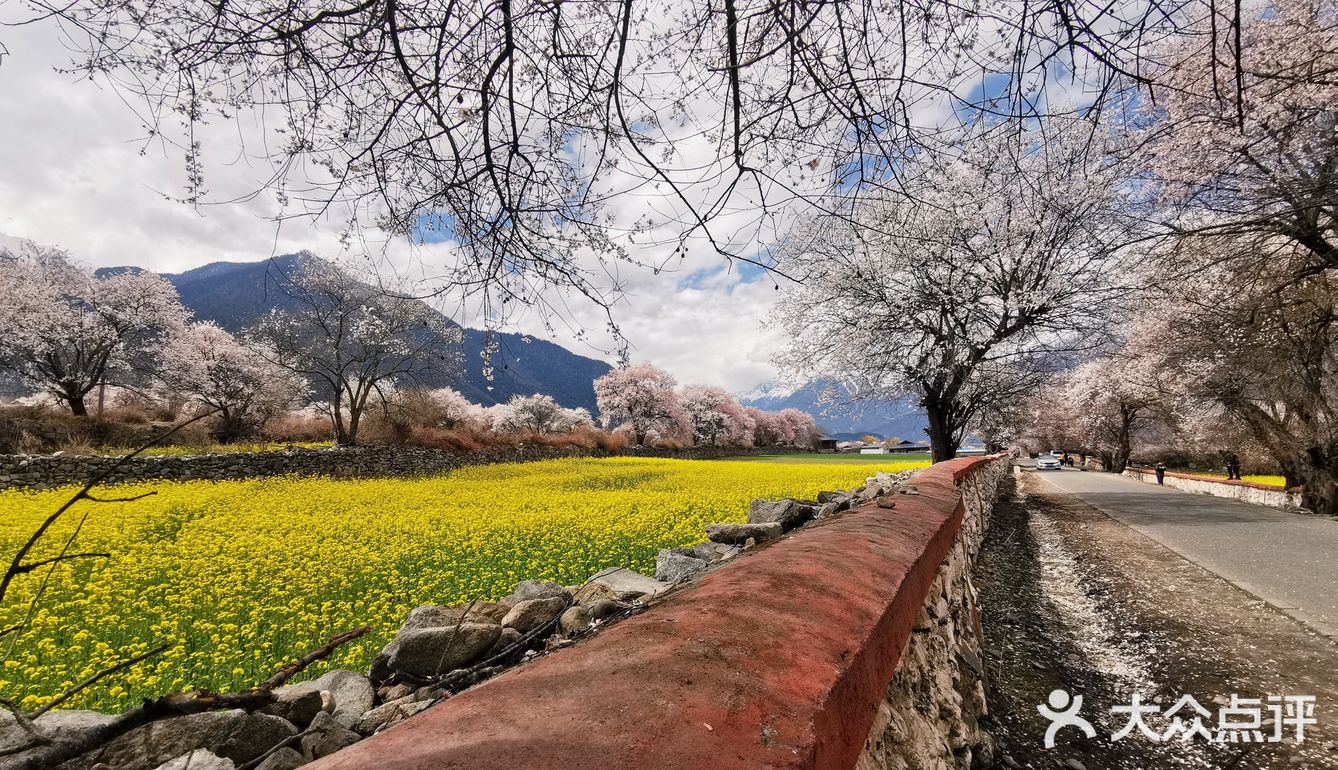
[740,380,929,442]
[156,254,611,413]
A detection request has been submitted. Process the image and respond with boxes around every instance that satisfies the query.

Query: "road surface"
[1033,467,1338,639]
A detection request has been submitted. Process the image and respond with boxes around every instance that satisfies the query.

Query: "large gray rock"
[280,670,374,730]
[351,697,432,737]
[746,498,816,531]
[676,541,741,562]
[254,747,306,770]
[65,710,296,770]
[259,688,324,730]
[571,582,621,608]
[705,522,783,545]
[505,580,570,604]
[588,567,666,599]
[558,605,591,635]
[152,750,235,770]
[0,709,117,761]
[398,602,511,631]
[587,599,629,622]
[484,626,524,659]
[500,597,567,634]
[655,549,709,583]
[299,712,360,760]
[389,623,502,677]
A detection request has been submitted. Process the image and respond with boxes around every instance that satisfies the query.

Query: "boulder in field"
[300,712,361,760]
[501,597,567,634]
[485,626,525,659]
[259,687,324,730]
[587,567,666,599]
[352,697,432,737]
[389,624,502,677]
[254,747,306,770]
[746,499,816,531]
[705,522,783,545]
[571,581,620,608]
[587,599,629,622]
[505,580,570,604]
[62,709,296,770]
[655,549,709,583]
[151,750,235,770]
[280,670,374,730]
[559,605,591,635]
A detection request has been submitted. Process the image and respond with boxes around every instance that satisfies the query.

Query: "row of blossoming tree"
[0,243,813,451]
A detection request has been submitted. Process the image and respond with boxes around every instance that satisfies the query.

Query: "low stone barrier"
[0,444,791,491]
[1123,467,1304,511]
[307,454,1010,770]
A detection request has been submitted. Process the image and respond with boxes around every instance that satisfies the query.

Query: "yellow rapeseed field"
[0,456,925,713]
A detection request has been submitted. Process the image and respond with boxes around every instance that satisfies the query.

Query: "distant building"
[859,446,887,454]
[815,435,839,452]
[886,439,931,454]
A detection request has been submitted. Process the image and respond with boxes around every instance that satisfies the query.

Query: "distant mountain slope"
[741,381,928,441]
[160,255,611,412]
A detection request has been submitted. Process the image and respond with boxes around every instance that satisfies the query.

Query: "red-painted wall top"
[309,456,995,770]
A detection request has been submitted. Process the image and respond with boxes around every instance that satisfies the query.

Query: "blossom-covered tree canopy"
[160,321,304,442]
[490,394,593,435]
[593,364,684,446]
[1142,0,1338,274]
[776,121,1133,461]
[248,257,463,445]
[0,238,188,415]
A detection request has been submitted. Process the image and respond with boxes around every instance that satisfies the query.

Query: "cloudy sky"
[0,21,793,395]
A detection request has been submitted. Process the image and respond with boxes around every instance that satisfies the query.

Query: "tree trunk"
[67,394,88,417]
[923,400,960,463]
[345,405,363,446]
[330,400,352,446]
[1294,445,1338,516]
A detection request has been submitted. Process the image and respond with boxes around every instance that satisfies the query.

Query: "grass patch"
[91,441,334,457]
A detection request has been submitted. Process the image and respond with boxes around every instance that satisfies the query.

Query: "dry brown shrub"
[262,413,334,443]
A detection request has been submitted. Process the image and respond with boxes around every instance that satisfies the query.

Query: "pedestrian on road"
[1226,453,1242,481]
[1155,462,1166,485]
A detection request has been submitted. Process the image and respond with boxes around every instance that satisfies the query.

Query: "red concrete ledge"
[309,456,1000,770]
[1126,467,1294,492]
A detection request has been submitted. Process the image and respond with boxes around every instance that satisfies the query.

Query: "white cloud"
[0,21,793,394]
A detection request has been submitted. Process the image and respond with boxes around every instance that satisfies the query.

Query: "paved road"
[1031,467,1338,639]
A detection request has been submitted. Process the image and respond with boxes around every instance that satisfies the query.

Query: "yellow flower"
[0,456,924,711]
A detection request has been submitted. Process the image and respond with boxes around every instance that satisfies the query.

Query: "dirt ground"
[975,472,1338,770]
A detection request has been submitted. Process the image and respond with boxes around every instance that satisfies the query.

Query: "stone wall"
[1123,467,1304,510]
[0,445,790,491]
[306,454,1012,770]
[857,456,1007,770]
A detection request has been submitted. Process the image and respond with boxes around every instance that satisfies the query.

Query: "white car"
[1035,455,1062,470]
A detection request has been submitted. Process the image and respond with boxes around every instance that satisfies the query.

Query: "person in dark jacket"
[1226,453,1242,481]
[1155,462,1166,485]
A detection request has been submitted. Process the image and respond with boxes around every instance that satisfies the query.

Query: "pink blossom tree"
[490,394,592,434]
[679,385,755,447]
[593,364,683,446]
[777,408,818,449]
[160,321,304,442]
[0,238,188,416]
[745,407,789,447]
